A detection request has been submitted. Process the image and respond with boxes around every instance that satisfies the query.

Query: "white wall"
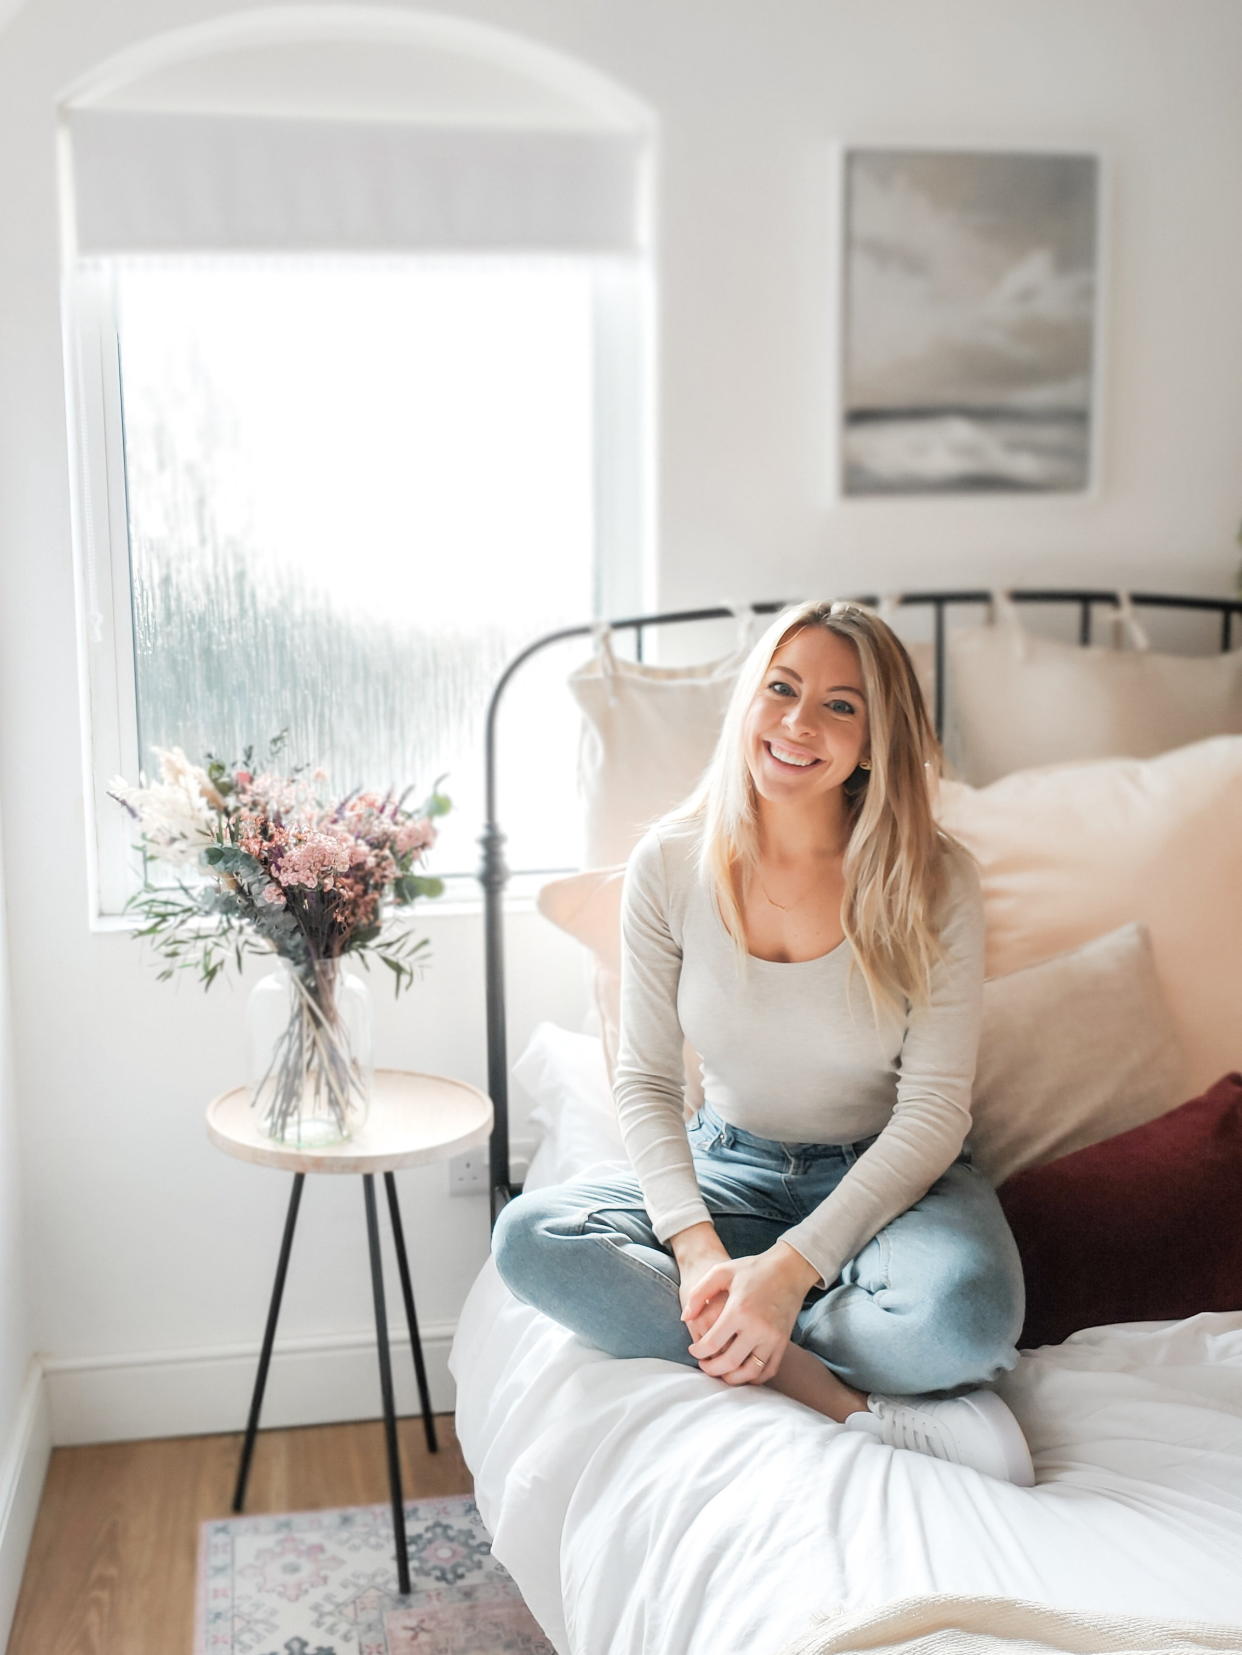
[0,0,1239,1452]
[0,807,49,1645]
[0,853,29,1445]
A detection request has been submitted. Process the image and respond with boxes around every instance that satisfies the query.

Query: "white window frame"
[66,254,654,927]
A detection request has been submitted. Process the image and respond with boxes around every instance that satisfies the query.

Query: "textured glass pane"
[115,256,596,881]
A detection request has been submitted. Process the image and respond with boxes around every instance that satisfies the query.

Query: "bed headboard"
[478,587,1241,1226]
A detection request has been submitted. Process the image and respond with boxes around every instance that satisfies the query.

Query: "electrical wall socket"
[448,1143,533,1197]
[448,1148,488,1195]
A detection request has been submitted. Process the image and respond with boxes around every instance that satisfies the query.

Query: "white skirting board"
[41,1323,457,1447]
[0,1361,51,1651]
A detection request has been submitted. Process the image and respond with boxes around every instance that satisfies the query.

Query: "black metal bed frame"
[478,586,1241,1227]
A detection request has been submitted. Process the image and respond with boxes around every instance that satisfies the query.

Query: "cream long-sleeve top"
[612,820,986,1290]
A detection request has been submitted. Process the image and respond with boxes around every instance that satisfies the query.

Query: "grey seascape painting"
[841,148,1099,496]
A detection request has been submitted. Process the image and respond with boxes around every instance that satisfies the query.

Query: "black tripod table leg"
[364,1173,411,1596]
[233,1172,305,1513]
[384,1170,439,1455]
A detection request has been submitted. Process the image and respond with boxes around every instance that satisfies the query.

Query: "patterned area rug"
[195,1495,557,1655]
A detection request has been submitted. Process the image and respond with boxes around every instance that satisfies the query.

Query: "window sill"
[89,868,567,934]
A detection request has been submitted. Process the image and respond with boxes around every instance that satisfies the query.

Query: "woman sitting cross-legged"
[493,598,1034,1486]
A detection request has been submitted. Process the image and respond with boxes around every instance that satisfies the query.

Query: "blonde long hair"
[663,599,971,1025]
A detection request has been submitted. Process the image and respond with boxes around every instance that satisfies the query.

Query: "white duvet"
[449,1026,1242,1655]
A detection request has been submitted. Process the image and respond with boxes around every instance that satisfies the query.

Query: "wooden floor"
[7,1414,474,1655]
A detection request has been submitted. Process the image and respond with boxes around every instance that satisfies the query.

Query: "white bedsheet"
[449,1027,1242,1655]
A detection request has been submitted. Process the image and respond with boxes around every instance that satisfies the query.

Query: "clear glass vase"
[246,957,373,1147]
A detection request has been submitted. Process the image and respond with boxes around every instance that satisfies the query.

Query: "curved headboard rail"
[478,587,1242,1224]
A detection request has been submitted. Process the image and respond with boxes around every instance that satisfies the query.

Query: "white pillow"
[945,590,1242,785]
[510,1020,626,1183]
[935,734,1242,1097]
[969,923,1186,1186]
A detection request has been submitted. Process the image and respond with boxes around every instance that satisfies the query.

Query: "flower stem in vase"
[247,958,372,1147]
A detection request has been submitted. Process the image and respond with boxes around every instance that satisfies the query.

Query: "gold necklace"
[753,867,823,912]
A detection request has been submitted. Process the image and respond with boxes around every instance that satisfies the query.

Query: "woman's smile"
[763,738,821,770]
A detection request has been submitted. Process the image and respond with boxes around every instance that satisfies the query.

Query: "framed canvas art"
[839,147,1102,497]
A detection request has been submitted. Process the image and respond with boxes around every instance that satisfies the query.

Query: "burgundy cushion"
[997,1072,1242,1350]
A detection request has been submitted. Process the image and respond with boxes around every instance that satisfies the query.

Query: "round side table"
[207,1067,493,1596]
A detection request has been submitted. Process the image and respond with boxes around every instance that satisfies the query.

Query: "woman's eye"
[766,682,855,715]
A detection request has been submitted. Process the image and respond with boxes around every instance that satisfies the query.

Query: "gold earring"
[858,759,871,770]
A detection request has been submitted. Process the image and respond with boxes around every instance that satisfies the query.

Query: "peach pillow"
[935,735,1242,1097]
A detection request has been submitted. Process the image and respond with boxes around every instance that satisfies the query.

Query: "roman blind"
[66,109,647,255]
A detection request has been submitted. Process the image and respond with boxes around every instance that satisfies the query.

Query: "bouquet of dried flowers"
[109,733,450,1142]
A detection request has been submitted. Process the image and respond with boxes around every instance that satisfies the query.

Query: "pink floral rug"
[195,1495,557,1654]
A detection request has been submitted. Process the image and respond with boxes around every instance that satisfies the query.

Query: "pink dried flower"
[273,827,359,889]
[395,818,437,856]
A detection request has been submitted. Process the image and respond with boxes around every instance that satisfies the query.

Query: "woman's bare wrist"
[772,1239,824,1293]
[669,1220,725,1267]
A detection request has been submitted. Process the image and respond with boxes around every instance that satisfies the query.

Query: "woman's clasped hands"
[679,1242,814,1385]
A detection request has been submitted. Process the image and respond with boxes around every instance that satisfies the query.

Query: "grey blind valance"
[66,109,647,255]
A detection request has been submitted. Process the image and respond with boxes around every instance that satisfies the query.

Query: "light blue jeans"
[492,1100,1026,1396]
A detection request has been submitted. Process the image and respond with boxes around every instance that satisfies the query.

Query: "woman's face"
[742,626,871,810]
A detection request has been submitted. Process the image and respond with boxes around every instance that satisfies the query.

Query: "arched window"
[62,10,655,916]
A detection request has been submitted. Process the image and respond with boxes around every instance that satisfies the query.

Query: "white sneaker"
[844,1388,1035,1486]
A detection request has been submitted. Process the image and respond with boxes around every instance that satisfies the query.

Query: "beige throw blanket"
[773,1595,1242,1655]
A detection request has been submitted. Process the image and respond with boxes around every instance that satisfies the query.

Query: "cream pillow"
[945,590,1242,785]
[969,923,1186,1186]
[877,593,938,736]
[570,603,946,867]
[936,734,1242,1097]
[568,618,758,867]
